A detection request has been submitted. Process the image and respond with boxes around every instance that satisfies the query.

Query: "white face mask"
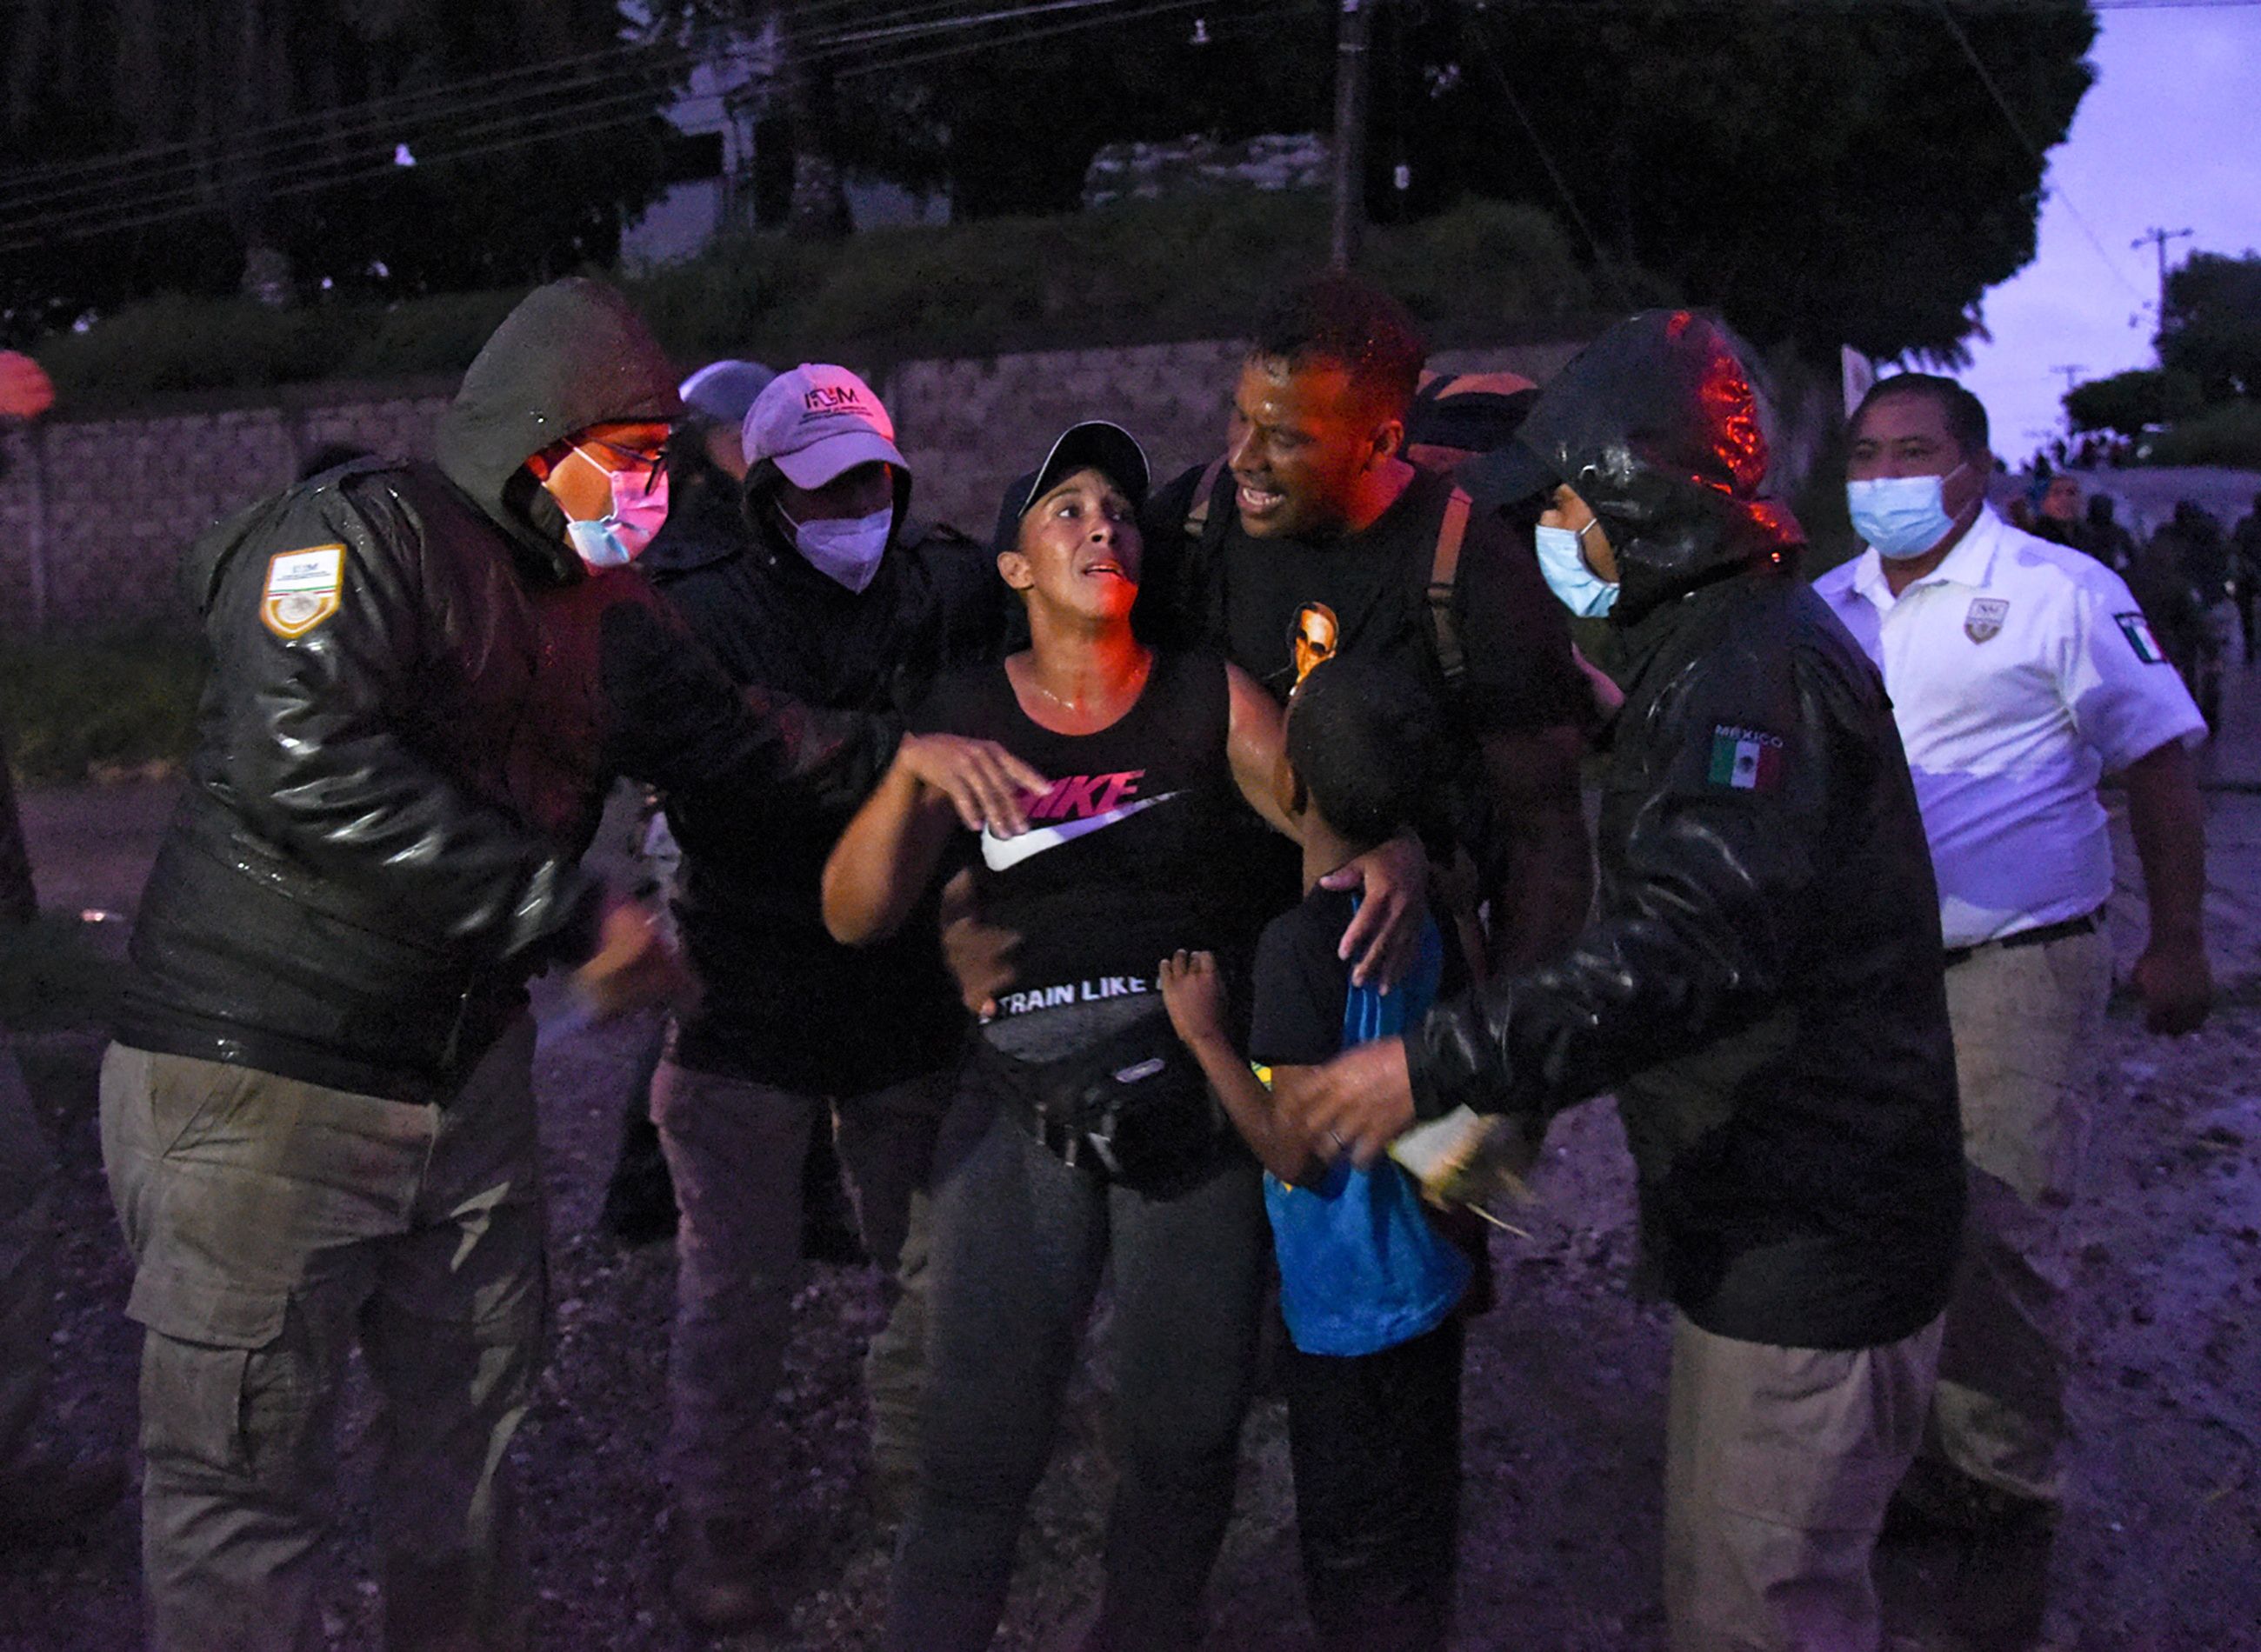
[1533,521,1618,617]
[1846,463,1969,562]
[780,504,891,592]
[562,451,670,570]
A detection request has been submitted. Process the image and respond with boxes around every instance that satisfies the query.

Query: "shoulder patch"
[2113,610,2170,665]
[261,545,345,639]
[1707,723,1785,792]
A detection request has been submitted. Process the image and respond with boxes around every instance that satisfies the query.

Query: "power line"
[1462,8,1632,310]
[0,0,990,217]
[0,0,1171,250]
[17,0,2236,257]
[0,0,1244,255]
[830,0,1216,79]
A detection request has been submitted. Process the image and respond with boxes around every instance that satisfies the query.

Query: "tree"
[2064,368,2202,440]
[709,0,2096,367]
[1384,0,2096,364]
[2159,250,2261,404]
[0,1,672,341]
[2064,248,2260,466]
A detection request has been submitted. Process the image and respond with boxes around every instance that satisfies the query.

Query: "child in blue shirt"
[1161,656,1474,1652]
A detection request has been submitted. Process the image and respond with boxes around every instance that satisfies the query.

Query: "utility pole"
[2048,363,2087,396]
[1330,0,1372,271]
[2131,226,2193,336]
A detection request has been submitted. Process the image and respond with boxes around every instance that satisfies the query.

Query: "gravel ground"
[4,773,2259,1649]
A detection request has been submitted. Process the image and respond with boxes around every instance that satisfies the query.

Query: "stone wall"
[0,339,1583,638]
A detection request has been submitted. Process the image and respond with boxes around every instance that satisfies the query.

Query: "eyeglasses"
[577,437,667,484]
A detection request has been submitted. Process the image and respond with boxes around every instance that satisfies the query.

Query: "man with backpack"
[1139,275,1593,975]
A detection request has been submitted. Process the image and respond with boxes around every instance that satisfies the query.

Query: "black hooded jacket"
[119,280,894,1104]
[639,443,1007,1091]
[1405,311,1964,1349]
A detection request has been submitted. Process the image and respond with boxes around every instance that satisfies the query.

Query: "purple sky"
[1958,4,2261,466]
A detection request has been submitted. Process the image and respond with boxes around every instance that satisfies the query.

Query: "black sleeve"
[1247,896,1352,1069]
[598,580,902,821]
[1452,511,1593,736]
[908,523,1014,680]
[904,662,987,738]
[203,479,597,966]
[1406,635,1834,1121]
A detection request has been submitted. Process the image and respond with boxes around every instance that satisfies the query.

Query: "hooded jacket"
[119,280,894,1104]
[1406,310,1964,1349]
[638,436,1006,1091]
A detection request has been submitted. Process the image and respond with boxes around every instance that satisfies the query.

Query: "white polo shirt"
[1813,507,2204,949]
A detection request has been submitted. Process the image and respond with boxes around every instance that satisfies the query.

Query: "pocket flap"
[126,1260,289,1349]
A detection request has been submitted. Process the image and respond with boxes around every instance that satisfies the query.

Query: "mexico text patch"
[1708,724,1784,792]
[261,545,345,639]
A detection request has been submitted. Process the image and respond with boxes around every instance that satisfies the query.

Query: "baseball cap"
[1455,436,1559,511]
[677,358,777,428]
[742,363,906,490]
[990,421,1151,556]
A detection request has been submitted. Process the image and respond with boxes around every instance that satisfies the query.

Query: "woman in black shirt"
[825,422,1417,1651]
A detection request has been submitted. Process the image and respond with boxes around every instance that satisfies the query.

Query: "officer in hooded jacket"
[1288,310,1965,1652]
[94,279,1037,1652]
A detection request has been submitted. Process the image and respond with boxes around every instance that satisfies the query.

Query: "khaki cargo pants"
[1934,926,2111,1503]
[100,1022,546,1652]
[1665,1312,1944,1652]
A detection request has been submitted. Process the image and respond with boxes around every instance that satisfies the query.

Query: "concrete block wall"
[0,384,453,637]
[0,337,1584,637]
[888,338,1253,534]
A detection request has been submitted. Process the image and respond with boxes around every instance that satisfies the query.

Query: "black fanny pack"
[971,1013,1230,1196]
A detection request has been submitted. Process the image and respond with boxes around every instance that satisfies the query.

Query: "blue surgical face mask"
[779,505,892,592]
[563,453,670,570]
[1846,464,1968,562]
[1534,521,1618,618]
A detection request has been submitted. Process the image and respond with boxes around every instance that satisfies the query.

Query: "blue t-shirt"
[1249,889,1471,1357]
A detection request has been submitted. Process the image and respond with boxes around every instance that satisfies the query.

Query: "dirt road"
[4,701,2259,1649]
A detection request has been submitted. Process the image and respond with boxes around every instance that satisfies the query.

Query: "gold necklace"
[1025,649,1151,713]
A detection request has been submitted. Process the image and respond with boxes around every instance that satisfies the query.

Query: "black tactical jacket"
[118,281,892,1103]
[641,449,1006,1091]
[1406,311,1964,1349]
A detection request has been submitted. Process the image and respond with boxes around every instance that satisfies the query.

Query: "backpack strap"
[1171,454,1237,648]
[1426,485,1473,687]
[1183,454,1231,541]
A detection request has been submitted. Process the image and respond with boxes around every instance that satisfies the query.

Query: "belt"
[1941,909,2102,970]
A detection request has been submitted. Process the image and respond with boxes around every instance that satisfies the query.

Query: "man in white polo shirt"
[1815,372,2211,1545]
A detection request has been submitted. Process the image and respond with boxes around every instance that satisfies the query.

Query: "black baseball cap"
[990,421,1151,556]
[1455,436,1560,511]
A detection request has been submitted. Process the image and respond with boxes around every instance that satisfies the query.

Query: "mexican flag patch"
[2114,610,2170,665]
[1708,725,1785,792]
